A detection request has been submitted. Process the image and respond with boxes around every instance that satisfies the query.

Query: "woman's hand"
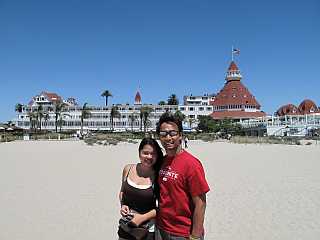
[120,205,130,217]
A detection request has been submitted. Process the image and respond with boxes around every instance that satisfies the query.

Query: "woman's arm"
[119,164,131,201]
[119,164,131,216]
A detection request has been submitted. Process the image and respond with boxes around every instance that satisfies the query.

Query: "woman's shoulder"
[122,163,136,178]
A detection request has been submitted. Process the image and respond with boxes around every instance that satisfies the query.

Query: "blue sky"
[0,0,319,122]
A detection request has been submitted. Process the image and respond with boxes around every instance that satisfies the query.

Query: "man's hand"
[130,212,146,226]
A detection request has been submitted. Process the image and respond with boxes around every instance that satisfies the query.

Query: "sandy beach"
[1,140,320,240]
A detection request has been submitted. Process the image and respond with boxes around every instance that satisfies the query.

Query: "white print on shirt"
[159,166,179,182]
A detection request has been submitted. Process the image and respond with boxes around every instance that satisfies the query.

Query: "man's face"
[159,122,182,152]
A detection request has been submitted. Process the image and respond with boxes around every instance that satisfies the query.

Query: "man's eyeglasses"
[159,130,179,137]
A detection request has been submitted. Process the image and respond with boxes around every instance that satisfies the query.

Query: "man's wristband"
[189,235,201,240]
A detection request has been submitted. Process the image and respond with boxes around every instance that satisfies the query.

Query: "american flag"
[233,48,240,55]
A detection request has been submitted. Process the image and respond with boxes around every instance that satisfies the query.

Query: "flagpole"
[231,45,234,61]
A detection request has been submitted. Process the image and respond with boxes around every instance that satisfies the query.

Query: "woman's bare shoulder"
[122,164,136,178]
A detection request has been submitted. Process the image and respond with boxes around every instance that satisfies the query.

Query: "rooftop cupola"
[225,61,242,81]
[134,91,141,105]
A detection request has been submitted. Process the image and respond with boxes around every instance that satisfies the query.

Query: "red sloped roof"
[212,80,261,108]
[228,61,239,71]
[43,92,62,102]
[298,99,319,114]
[276,104,299,116]
[135,91,141,103]
[210,111,266,120]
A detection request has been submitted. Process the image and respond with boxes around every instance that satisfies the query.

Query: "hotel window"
[199,107,204,111]
[189,107,194,111]
[180,107,185,111]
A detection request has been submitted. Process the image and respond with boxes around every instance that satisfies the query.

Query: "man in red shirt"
[155,112,210,240]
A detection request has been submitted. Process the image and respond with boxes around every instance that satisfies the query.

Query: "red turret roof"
[210,61,265,120]
[135,91,141,103]
[228,61,239,71]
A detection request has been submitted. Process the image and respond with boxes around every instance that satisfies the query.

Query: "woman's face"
[139,144,158,168]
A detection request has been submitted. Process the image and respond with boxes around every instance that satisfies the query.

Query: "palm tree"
[43,112,50,130]
[140,106,153,133]
[54,101,67,133]
[15,103,23,113]
[167,94,179,105]
[101,90,113,106]
[128,112,138,132]
[187,117,196,129]
[28,110,38,134]
[80,103,91,136]
[110,106,120,131]
[158,100,166,105]
[58,113,71,132]
[174,110,186,122]
[36,105,44,131]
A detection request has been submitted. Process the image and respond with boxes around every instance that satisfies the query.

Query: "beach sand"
[1,140,320,239]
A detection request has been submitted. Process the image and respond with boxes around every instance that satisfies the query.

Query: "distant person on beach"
[156,112,210,240]
[118,138,163,240]
[184,136,188,149]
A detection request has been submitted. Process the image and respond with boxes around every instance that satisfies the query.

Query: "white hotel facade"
[14,91,215,132]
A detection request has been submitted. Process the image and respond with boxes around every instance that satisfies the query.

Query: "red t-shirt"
[157,150,210,237]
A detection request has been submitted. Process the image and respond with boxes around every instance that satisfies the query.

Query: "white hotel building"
[14,91,215,132]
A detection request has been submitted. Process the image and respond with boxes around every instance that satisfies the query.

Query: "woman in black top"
[118,138,163,240]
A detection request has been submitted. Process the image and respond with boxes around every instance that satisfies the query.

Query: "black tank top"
[121,165,156,214]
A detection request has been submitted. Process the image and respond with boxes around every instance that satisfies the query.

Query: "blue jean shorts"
[155,228,204,240]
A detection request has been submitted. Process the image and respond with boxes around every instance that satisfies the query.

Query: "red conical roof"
[225,61,242,81]
[210,61,264,120]
[228,61,239,71]
[135,91,141,103]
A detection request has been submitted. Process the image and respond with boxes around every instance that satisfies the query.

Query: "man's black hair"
[156,111,183,134]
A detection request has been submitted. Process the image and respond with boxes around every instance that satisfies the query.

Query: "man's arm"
[131,209,156,226]
[191,193,207,238]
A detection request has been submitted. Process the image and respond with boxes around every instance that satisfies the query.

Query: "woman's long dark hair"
[138,137,164,200]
